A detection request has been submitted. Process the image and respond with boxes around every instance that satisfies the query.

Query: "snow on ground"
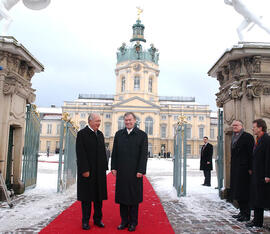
[0,156,269,233]
[0,154,76,232]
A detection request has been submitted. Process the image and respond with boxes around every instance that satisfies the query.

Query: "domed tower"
[114,10,160,104]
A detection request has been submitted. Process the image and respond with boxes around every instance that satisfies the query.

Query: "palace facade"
[61,18,218,157]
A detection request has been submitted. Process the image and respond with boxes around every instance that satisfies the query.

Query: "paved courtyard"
[0,158,270,233]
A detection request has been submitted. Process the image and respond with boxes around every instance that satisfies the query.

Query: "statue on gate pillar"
[224,0,270,41]
[0,0,51,35]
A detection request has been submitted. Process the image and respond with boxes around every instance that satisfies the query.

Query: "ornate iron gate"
[22,104,41,189]
[6,126,14,189]
[173,115,187,197]
[57,114,77,192]
[217,109,224,192]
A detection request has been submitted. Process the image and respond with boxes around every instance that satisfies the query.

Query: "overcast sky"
[6,0,270,110]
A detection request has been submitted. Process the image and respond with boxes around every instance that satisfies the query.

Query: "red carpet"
[40,173,174,234]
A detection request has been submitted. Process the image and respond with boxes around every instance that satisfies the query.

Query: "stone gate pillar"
[208,42,270,198]
[0,36,44,193]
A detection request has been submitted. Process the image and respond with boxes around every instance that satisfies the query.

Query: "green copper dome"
[130,19,146,43]
[116,19,159,65]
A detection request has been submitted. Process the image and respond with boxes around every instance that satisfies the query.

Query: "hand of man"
[82,171,90,177]
[112,170,117,176]
[248,170,252,175]
[265,177,270,183]
[207,161,210,164]
[136,173,143,178]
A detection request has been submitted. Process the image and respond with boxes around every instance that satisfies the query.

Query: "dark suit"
[230,131,254,218]
[250,133,270,226]
[76,126,108,224]
[111,127,148,226]
[200,143,213,186]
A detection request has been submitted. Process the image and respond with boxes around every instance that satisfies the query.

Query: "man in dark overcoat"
[200,136,213,186]
[230,120,254,222]
[111,112,148,232]
[76,113,108,230]
[246,119,270,228]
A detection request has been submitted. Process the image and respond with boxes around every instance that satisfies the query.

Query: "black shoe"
[201,183,206,186]
[117,223,129,230]
[94,221,105,228]
[237,215,250,222]
[245,220,263,228]
[128,225,136,232]
[82,223,90,230]
[232,212,241,219]
[205,184,211,187]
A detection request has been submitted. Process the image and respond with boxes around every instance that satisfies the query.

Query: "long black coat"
[76,126,108,202]
[111,127,148,205]
[230,131,254,201]
[250,133,270,208]
[200,143,213,171]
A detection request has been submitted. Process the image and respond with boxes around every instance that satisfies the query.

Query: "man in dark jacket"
[76,113,108,230]
[111,112,148,232]
[200,136,213,186]
[246,119,270,228]
[230,120,254,222]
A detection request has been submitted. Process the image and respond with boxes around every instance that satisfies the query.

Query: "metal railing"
[216,109,224,192]
[173,123,187,197]
[57,114,77,192]
[22,104,40,189]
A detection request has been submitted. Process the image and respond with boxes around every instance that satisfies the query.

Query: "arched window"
[134,76,140,90]
[148,77,153,93]
[121,77,125,92]
[105,122,111,137]
[79,121,86,130]
[118,116,125,130]
[145,117,153,135]
[136,117,141,128]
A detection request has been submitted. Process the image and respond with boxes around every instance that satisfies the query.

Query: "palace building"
[61,17,218,157]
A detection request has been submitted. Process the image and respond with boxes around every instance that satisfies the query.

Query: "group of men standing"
[76,112,147,231]
[200,119,270,228]
[75,111,270,231]
[230,119,270,228]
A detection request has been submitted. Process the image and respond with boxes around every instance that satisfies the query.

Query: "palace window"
[186,115,192,121]
[80,113,86,118]
[145,117,153,135]
[186,125,192,139]
[57,124,61,134]
[148,77,153,92]
[118,116,125,130]
[210,128,215,139]
[199,126,204,139]
[79,121,86,130]
[134,76,140,90]
[105,113,111,119]
[136,117,141,128]
[161,124,166,138]
[47,124,52,134]
[199,115,204,121]
[121,77,125,92]
[161,115,166,120]
[105,123,111,137]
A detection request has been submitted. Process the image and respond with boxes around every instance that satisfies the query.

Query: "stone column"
[208,42,270,198]
[0,36,44,194]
